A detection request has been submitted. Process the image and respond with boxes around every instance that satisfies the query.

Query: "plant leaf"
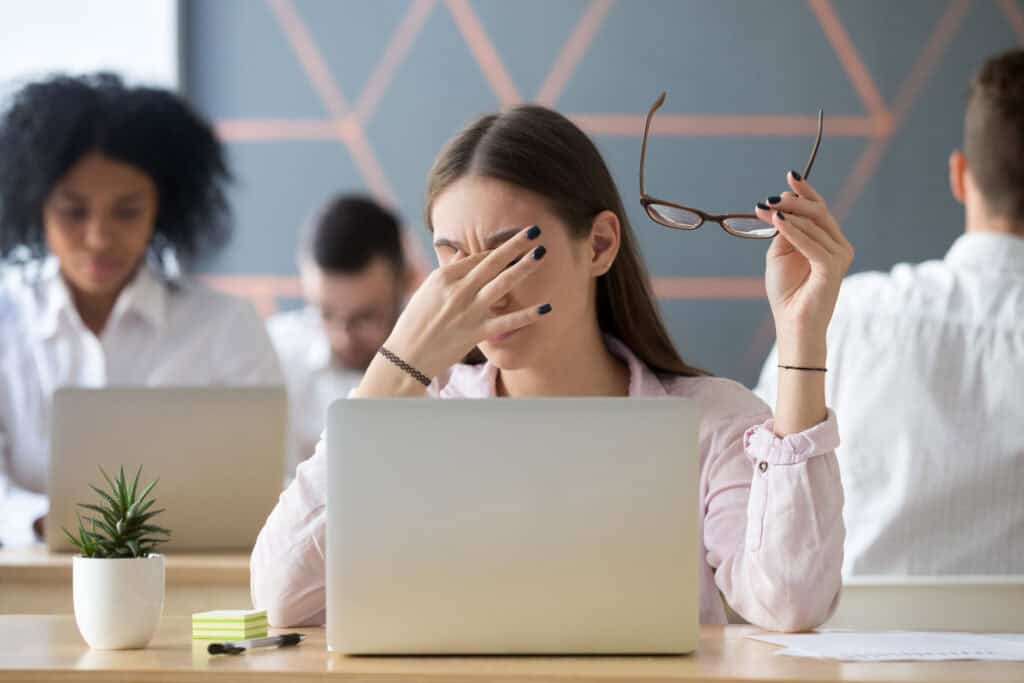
[99,466,125,512]
[77,503,118,527]
[136,478,159,505]
[96,541,117,555]
[132,509,166,526]
[134,498,156,517]
[135,507,166,524]
[88,484,120,512]
[129,466,142,503]
[75,516,98,557]
[82,516,118,540]
[99,465,117,493]
[79,466,170,554]
[62,527,83,552]
[117,465,129,511]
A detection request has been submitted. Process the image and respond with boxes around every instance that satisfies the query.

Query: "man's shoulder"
[265,309,322,371]
[840,259,945,295]
[267,309,312,340]
[836,258,951,317]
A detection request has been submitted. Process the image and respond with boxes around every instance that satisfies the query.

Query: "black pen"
[208,633,304,655]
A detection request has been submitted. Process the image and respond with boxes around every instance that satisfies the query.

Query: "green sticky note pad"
[192,609,267,624]
[192,609,269,640]
[192,626,269,640]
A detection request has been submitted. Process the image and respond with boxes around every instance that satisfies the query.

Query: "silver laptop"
[326,398,700,655]
[48,387,287,553]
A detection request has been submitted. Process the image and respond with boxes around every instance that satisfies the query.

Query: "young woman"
[251,105,853,632]
[0,74,281,544]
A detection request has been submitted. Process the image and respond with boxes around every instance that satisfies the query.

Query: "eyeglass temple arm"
[640,99,820,192]
[802,109,824,180]
[639,92,666,196]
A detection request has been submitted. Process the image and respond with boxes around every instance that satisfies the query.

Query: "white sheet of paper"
[750,631,1024,662]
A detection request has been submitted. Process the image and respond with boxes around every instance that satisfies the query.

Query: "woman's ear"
[589,210,621,277]
[949,149,967,205]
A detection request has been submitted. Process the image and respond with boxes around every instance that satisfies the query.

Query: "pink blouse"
[251,338,844,632]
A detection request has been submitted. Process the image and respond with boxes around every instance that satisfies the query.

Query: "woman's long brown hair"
[426,105,706,377]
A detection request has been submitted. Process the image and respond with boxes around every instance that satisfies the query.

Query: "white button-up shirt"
[0,259,283,544]
[756,232,1024,575]
[266,308,363,479]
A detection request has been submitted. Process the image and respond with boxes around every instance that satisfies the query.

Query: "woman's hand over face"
[385,225,552,378]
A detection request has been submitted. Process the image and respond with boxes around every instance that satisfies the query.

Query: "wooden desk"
[0,616,1019,682]
[0,545,250,616]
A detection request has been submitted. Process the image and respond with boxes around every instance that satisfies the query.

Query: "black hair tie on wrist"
[778,364,827,373]
[379,347,432,386]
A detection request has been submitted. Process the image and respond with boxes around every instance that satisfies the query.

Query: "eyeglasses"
[639,92,823,239]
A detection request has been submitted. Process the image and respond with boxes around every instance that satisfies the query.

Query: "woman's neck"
[496,321,630,398]
[62,266,138,337]
[70,287,119,337]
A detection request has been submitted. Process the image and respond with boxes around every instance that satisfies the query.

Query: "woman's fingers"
[769,210,832,264]
[756,202,833,254]
[476,244,547,304]
[757,200,841,254]
[465,225,544,291]
[482,302,553,339]
[787,170,824,202]
[767,191,826,222]
[760,170,852,251]
[436,250,489,282]
[769,192,848,245]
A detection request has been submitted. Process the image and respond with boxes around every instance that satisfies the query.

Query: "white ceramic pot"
[72,554,165,650]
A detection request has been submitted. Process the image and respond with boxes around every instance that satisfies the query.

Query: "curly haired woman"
[0,74,281,544]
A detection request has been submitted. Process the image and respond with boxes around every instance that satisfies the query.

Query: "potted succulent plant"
[63,466,170,650]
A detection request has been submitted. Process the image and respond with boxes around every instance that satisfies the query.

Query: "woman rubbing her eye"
[252,105,853,633]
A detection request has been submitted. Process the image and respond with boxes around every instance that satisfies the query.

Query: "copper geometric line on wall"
[210,0,979,316]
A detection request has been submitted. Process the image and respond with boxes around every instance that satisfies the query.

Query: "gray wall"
[185,0,1024,386]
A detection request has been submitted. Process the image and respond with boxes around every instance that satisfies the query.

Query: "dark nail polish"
[533,245,546,260]
[790,170,803,181]
[767,195,782,205]
[526,225,541,240]
[776,211,785,221]
[538,303,552,315]
[756,202,771,211]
